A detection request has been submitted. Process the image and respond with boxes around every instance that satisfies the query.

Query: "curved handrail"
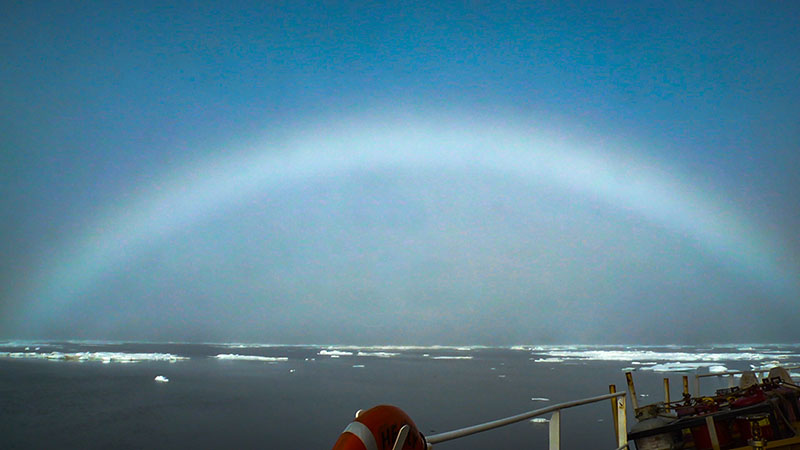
[426,391,627,448]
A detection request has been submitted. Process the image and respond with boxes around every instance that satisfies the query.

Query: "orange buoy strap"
[342,421,378,450]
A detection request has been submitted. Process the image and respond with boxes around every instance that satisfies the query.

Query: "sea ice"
[154,375,169,383]
[537,349,787,363]
[319,350,353,357]
[534,358,564,363]
[640,362,722,372]
[213,354,288,362]
[0,351,187,363]
[356,351,399,358]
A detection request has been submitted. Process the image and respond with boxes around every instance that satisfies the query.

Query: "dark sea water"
[1,342,798,449]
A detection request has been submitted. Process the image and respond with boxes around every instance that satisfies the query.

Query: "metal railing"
[422,391,628,449]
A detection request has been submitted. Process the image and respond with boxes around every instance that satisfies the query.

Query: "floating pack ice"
[213,354,288,362]
[318,349,354,357]
[639,362,728,372]
[356,351,399,358]
[0,351,187,363]
[533,348,791,363]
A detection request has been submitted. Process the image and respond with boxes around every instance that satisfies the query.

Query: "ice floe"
[750,361,790,371]
[535,349,790,363]
[0,341,55,349]
[356,351,399,358]
[529,417,549,424]
[531,397,550,401]
[218,343,280,349]
[319,350,354,357]
[639,362,726,372]
[0,351,187,363]
[213,354,288,362]
[319,345,478,352]
[154,375,169,383]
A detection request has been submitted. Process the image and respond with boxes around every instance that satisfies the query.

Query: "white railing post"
[548,410,560,450]
[616,394,627,449]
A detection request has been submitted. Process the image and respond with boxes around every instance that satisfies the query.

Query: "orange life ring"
[332,405,426,450]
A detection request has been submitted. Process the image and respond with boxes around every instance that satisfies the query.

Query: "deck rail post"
[609,384,619,442]
[682,375,689,399]
[616,394,628,449]
[548,410,560,450]
[625,372,639,413]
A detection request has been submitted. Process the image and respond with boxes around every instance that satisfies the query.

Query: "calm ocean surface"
[2,342,798,449]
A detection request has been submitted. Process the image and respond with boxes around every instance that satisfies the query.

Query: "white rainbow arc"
[15,117,797,325]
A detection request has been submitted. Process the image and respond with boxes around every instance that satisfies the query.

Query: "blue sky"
[1,1,798,343]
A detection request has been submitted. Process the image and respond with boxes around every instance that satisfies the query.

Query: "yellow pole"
[663,378,671,410]
[625,372,639,412]
[609,384,619,442]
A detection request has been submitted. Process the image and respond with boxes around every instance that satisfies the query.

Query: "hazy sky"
[1,1,798,344]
